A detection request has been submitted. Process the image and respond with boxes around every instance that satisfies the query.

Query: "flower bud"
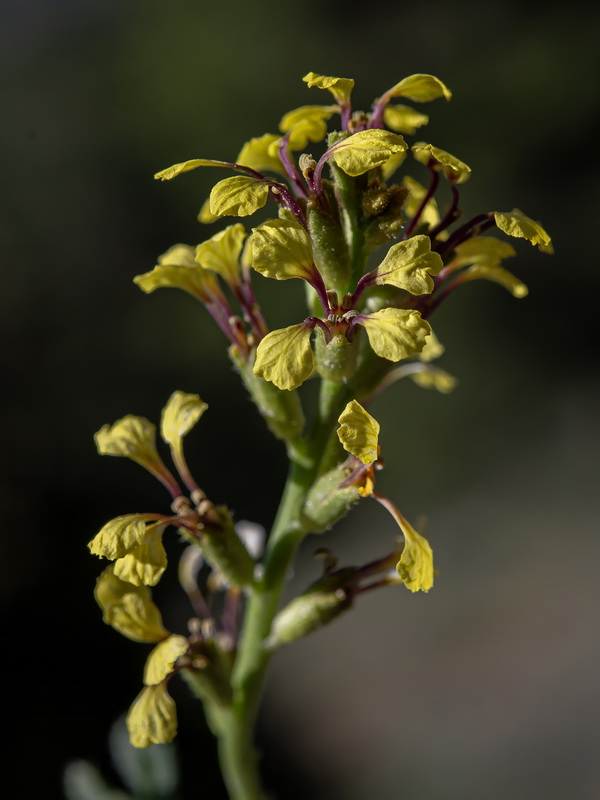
[314,329,359,384]
[199,507,256,588]
[230,346,305,440]
[302,463,361,532]
[266,571,356,649]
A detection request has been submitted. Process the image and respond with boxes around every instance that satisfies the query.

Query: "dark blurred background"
[2,0,600,797]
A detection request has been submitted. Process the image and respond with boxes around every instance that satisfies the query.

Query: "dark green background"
[3,0,599,797]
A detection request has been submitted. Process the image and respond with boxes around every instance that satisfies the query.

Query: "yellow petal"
[410,367,457,394]
[160,390,208,453]
[94,565,168,642]
[95,416,161,471]
[197,197,221,224]
[396,515,434,592]
[383,104,429,134]
[249,218,315,281]
[277,105,338,152]
[361,308,431,361]
[337,399,380,465]
[88,515,148,560]
[133,263,219,302]
[143,635,189,686]
[412,142,471,183]
[332,130,407,177]
[463,264,529,298]
[493,208,552,251]
[381,150,408,181]
[402,175,442,229]
[303,72,354,104]
[280,104,338,133]
[195,224,246,287]
[126,684,178,748]
[453,236,516,267]
[154,158,230,181]
[374,235,443,295]
[386,74,452,103]
[419,330,445,362]
[113,525,168,587]
[236,134,286,176]
[209,176,270,217]
[253,324,314,390]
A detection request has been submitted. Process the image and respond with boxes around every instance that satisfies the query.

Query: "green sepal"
[230,346,305,440]
[302,462,361,533]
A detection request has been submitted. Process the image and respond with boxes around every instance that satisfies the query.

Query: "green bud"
[307,198,351,297]
[200,507,255,588]
[266,570,356,649]
[314,329,359,384]
[303,463,361,532]
[230,346,305,440]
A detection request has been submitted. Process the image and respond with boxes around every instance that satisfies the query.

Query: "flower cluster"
[90,72,550,752]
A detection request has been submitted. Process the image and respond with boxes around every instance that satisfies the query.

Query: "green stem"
[215,370,355,798]
[216,454,314,799]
